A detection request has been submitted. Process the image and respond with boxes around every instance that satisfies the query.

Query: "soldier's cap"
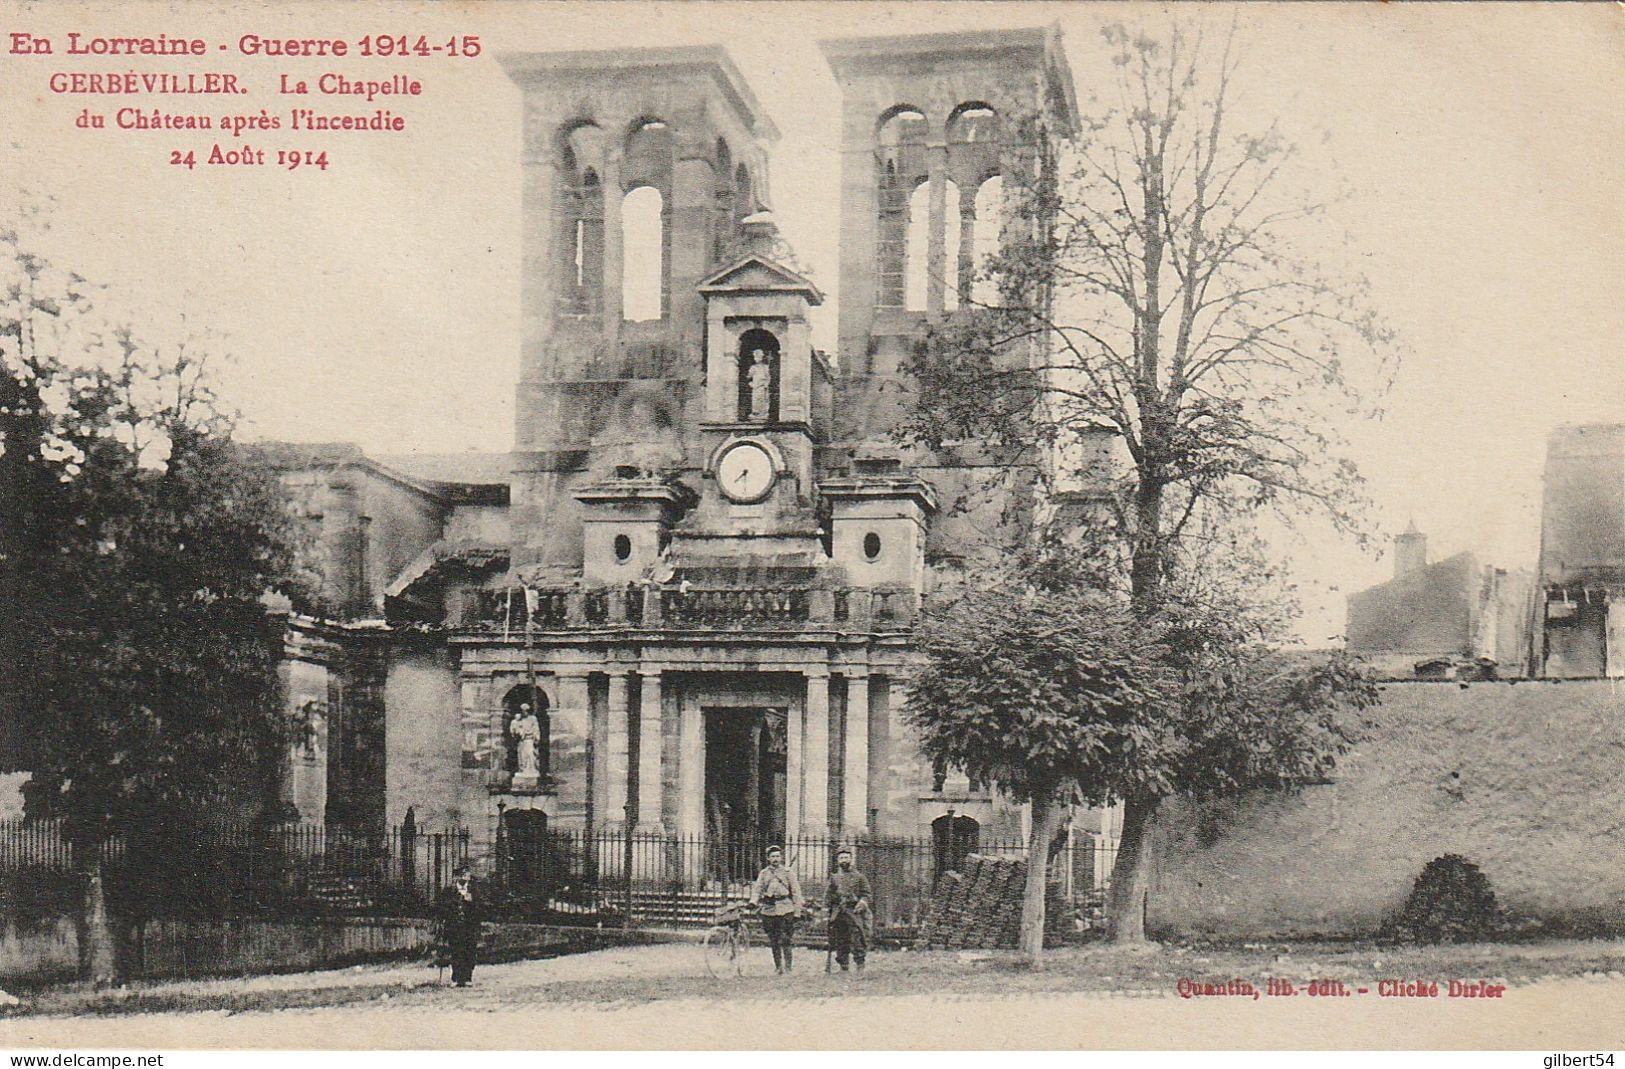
[453,863,471,877]
[835,847,854,859]
[765,845,783,857]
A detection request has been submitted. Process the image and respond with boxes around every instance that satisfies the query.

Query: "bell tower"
[818,27,1080,567]
[819,26,1078,446]
[499,46,779,576]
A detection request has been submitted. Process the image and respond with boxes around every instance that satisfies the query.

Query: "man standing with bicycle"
[825,847,871,975]
[748,844,804,974]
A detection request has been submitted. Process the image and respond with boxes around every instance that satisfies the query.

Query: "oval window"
[863,532,882,561]
[613,534,632,562]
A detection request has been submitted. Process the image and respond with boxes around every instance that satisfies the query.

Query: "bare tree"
[904,20,1394,942]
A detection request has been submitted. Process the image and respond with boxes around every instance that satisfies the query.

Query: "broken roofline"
[261,442,508,508]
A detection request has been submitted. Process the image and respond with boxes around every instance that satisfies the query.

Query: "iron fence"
[0,819,467,921]
[0,819,1117,932]
[486,828,1119,931]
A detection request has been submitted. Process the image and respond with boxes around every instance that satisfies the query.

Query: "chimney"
[1394,520,1427,579]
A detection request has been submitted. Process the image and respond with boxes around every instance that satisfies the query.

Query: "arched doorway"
[704,707,787,882]
[932,813,980,883]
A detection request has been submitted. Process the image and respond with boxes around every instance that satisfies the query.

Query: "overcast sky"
[5,1,1623,645]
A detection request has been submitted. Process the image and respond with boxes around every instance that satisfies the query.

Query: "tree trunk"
[78,853,117,986]
[1018,789,1066,969]
[1105,796,1158,945]
[1130,469,1166,615]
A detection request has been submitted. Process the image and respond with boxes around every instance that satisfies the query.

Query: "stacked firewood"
[914,854,1076,950]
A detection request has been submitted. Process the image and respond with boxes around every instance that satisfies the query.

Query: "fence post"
[622,805,634,927]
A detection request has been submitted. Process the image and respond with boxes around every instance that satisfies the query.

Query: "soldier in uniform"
[825,847,872,974]
[435,863,482,987]
[748,844,804,974]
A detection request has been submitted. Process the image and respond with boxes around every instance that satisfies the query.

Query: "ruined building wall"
[1537,424,1625,677]
[503,48,777,575]
[820,29,1079,568]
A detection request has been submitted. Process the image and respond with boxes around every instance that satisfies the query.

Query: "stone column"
[925,142,948,315]
[678,692,704,839]
[842,671,870,834]
[802,667,830,835]
[554,671,593,829]
[636,670,664,831]
[785,696,802,838]
[599,148,624,340]
[606,672,631,824]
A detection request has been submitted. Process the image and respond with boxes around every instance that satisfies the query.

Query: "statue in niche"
[510,703,542,778]
[746,348,774,422]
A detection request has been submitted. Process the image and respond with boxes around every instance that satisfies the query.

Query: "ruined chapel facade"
[274,29,1082,866]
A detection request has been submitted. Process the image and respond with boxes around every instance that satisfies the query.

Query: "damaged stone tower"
[503,46,779,577]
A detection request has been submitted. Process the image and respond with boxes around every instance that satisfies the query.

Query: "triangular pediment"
[697,255,823,305]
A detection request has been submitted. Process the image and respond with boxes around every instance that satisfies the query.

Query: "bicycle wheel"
[702,926,737,979]
[732,922,752,976]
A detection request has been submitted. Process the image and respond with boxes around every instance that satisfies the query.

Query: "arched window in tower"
[623,119,672,187]
[621,185,664,322]
[973,175,1004,305]
[577,170,603,286]
[948,105,1003,309]
[621,119,671,322]
[502,684,550,781]
[736,327,781,423]
[943,178,962,312]
[947,104,999,146]
[558,122,605,316]
[904,179,930,312]
[875,107,928,309]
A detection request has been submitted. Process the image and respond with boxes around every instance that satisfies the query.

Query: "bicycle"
[703,901,757,978]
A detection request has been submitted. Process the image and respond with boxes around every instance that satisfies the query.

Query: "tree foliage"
[905,555,1375,958]
[906,583,1174,809]
[0,196,309,855]
[1386,854,1504,945]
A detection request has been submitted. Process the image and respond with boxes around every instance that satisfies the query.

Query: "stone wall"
[385,647,465,831]
[0,917,637,987]
[1147,680,1625,939]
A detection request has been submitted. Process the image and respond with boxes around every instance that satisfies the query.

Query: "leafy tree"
[900,22,1392,942]
[904,580,1173,966]
[905,550,1374,963]
[1,198,308,980]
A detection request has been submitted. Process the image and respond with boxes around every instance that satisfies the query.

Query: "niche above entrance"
[697,254,824,430]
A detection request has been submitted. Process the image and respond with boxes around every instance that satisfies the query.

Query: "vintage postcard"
[0,0,1622,1055]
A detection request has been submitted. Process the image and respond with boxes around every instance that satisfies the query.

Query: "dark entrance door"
[500,808,551,913]
[932,814,981,883]
[703,707,787,880]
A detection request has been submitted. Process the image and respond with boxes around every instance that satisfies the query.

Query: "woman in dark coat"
[435,864,481,987]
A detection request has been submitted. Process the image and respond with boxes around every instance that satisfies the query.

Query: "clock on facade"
[716,441,776,503]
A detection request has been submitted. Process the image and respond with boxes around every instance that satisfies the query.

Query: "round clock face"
[717,442,776,503]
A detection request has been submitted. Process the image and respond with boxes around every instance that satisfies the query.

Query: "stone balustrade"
[459,584,918,632]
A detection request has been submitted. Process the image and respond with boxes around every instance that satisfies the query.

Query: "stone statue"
[747,349,773,422]
[510,703,542,778]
